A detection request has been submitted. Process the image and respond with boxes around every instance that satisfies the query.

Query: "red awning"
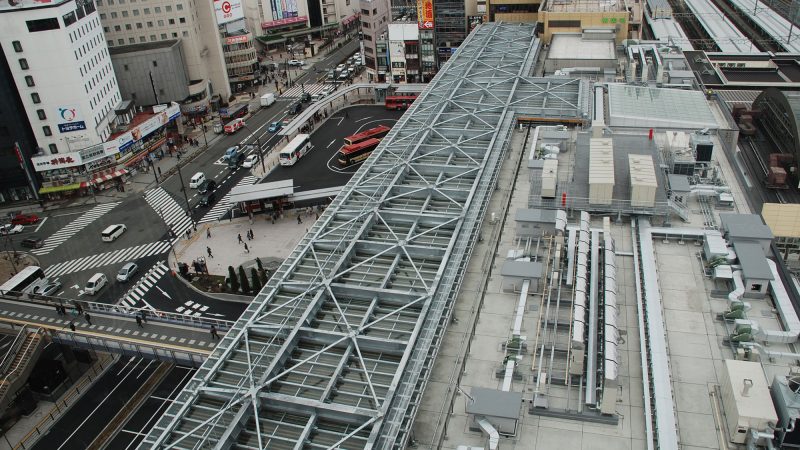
[82,169,129,187]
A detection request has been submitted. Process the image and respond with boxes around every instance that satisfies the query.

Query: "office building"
[109,40,190,106]
[359,0,389,80]
[539,0,631,44]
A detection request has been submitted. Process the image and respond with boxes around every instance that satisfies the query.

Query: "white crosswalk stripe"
[32,202,121,255]
[280,83,328,99]
[44,241,172,277]
[144,187,194,239]
[119,261,170,307]
[198,176,256,224]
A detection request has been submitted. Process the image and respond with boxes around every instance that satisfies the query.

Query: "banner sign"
[55,104,87,133]
[214,0,243,25]
[417,0,433,29]
[103,103,181,155]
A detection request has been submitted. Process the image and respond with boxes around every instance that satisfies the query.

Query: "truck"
[224,118,245,134]
[260,93,276,108]
[212,120,223,134]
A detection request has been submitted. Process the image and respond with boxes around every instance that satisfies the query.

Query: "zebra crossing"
[144,187,194,239]
[32,202,121,255]
[177,300,209,317]
[280,83,328,99]
[119,261,170,307]
[44,240,172,277]
[198,175,256,224]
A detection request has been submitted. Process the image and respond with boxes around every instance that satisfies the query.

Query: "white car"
[0,224,24,235]
[242,154,260,168]
[288,59,305,67]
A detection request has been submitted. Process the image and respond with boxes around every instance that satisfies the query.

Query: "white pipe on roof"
[501,359,516,392]
[763,259,800,344]
[729,270,745,304]
[604,235,619,382]
[566,228,577,287]
[476,417,500,450]
[513,279,530,337]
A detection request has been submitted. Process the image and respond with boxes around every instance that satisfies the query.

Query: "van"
[84,273,108,295]
[260,93,276,107]
[189,172,206,188]
[224,118,245,134]
[101,224,127,242]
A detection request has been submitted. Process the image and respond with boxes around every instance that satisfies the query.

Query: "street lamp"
[242,123,266,174]
[174,157,192,217]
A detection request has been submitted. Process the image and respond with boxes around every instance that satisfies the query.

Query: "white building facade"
[0,0,121,155]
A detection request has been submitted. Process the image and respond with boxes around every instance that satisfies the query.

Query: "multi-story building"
[109,40,190,106]
[432,0,466,65]
[97,0,230,111]
[359,0,389,81]
[539,0,631,44]
[0,0,121,160]
[222,30,259,91]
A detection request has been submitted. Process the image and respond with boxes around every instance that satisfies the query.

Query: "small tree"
[251,267,262,292]
[228,266,239,292]
[238,266,251,294]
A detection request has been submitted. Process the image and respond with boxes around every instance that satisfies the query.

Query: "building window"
[139,36,146,42]
[63,11,77,27]
[548,20,581,27]
[147,21,153,27]
[49,143,57,154]
[133,9,140,15]
[43,126,52,136]
[31,93,40,103]
[114,25,121,31]
[103,26,110,32]
[136,22,142,28]
[124,64,129,71]
[171,32,177,37]
[125,24,132,30]
[117,39,124,45]
[152,60,158,67]
[363,22,370,28]
[110,12,117,18]
[144,7,150,14]
[26,18,60,32]
[165,5,171,11]
[100,13,106,19]
[36,109,46,120]
[107,40,114,46]
[176,3,183,9]
[19,59,28,70]
[25,76,34,87]
[182,30,188,36]
[122,10,129,17]
[158,19,164,26]
[12,41,22,52]
[154,6,161,12]
[129,37,135,43]
[179,17,186,23]
[150,35,156,41]
[160,33,166,39]
[361,8,369,15]
[168,18,174,24]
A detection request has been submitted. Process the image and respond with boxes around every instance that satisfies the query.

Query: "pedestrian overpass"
[138,22,590,450]
[0,294,234,367]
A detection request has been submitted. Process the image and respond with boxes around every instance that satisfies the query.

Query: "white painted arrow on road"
[155,286,172,299]
[335,117,344,126]
[205,313,225,317]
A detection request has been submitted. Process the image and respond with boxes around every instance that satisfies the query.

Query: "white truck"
[260,93,276,108]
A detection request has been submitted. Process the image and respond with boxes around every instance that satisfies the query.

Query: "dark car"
[20,237,44,249]
[300,92,311,103]
[198,179,217,194]
[11,214,39,225]
[228,153,244,170]
[289,102,303,115]
[199,192,216,207]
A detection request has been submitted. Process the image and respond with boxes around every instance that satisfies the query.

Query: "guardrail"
[0,326,27,376]
[0,293,234,331]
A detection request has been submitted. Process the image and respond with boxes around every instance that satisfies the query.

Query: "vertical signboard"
[214,0,243,24]
[417,0,434,29]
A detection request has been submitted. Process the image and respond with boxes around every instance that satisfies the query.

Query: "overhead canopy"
[608,84,719,129]
[229,179,294,203]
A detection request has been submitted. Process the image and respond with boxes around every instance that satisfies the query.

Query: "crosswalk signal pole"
[175,158,192,217]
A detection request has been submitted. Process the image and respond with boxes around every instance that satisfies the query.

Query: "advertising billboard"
[270,0,299,21]
[102,103,181,155]
[214,0,243,25]
[417,0,434,29]
[55,105,87,133]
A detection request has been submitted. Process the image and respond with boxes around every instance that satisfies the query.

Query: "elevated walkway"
[0,295,235,367]
[0,327,44,412]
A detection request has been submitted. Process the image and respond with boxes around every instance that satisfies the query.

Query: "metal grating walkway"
[138,22,588,450]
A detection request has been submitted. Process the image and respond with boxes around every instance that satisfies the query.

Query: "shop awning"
[38,183,82,194]
[80,169,129,188]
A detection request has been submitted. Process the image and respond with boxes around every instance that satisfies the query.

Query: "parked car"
[31,279,61,297]
[289,102,303,115]
[0,224,24,235]
[223,146,240,161]
[11,214,38,225]
[84,273,108,295]
[116,262,139,282]
[189,172,206,188]
[199,192,217,207]
[336,63,346,72]
[268,121,282,133]
[311,93,323,103]
[228,152,244,170]
[242,154,260,169]
[20,237,43,248]
[197,179,217,195]
[338,71,349,80]
[288,59,305,67]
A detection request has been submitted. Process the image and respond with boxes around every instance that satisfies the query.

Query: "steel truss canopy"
[139,22,588,450]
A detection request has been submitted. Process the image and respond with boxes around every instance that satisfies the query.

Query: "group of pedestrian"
[57,302,93,331]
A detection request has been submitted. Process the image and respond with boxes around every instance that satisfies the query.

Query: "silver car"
[117,262,139,282]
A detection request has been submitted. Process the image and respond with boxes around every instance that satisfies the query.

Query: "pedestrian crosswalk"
[280,83,329,99]
[198,175,256,224]
[44,241,172,277]
[177,300,209,317]
[119,261,170,307]
[144,187,194,241]
[32,202,121,255]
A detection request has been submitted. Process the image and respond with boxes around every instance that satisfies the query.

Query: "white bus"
[0,266,45,296]
[279,134,312,166]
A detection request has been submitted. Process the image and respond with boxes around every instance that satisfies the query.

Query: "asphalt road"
[31,357,160,450]
[264,106,404,191]
[105,364,196,450]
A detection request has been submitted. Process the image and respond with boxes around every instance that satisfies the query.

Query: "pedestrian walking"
[246,230,251,241]
[207,228,211,238]
[238,233,243,244]
[207,246,214,258]
[76,303,83,315]
[186,229,191,239]
[141,310,148,323]
[55,304,62,315]
[69,321,76,332]
[135,315,143,328]
[210,325,220,340]
[250,229,255,240]
[244,242,250,253]
[158,167,162,176]
[84,313,92,325]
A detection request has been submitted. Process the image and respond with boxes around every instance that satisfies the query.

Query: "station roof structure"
[753,88,800,163]
[139,22,588,450]
[607,84,718,129]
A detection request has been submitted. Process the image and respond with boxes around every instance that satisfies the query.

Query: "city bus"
[0,266,45,296]
[338,138,380,167]
[343,125,391,146]
[279,134,312,166]
[385,94,418,110]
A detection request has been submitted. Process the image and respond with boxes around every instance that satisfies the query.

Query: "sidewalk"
[169,207,316,279]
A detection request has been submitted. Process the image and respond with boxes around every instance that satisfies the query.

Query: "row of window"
[104,16,186,33]
[107,30,187,46]
[68,17,101,44]
[73,33,104,62]
[99,4,182,20]
[97,0,184,9]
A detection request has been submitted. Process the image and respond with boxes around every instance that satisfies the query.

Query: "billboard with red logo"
[417,0,434,29]
[214,0,243,25]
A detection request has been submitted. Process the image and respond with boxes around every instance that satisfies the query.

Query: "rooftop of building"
[107,39,180,55]
[0,0,71,12]
[544,0,626,13]
[549,33,616,60]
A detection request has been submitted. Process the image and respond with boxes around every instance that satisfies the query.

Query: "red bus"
[385,94,418,110]
[343,125,391,146]
[338,138,380,166]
